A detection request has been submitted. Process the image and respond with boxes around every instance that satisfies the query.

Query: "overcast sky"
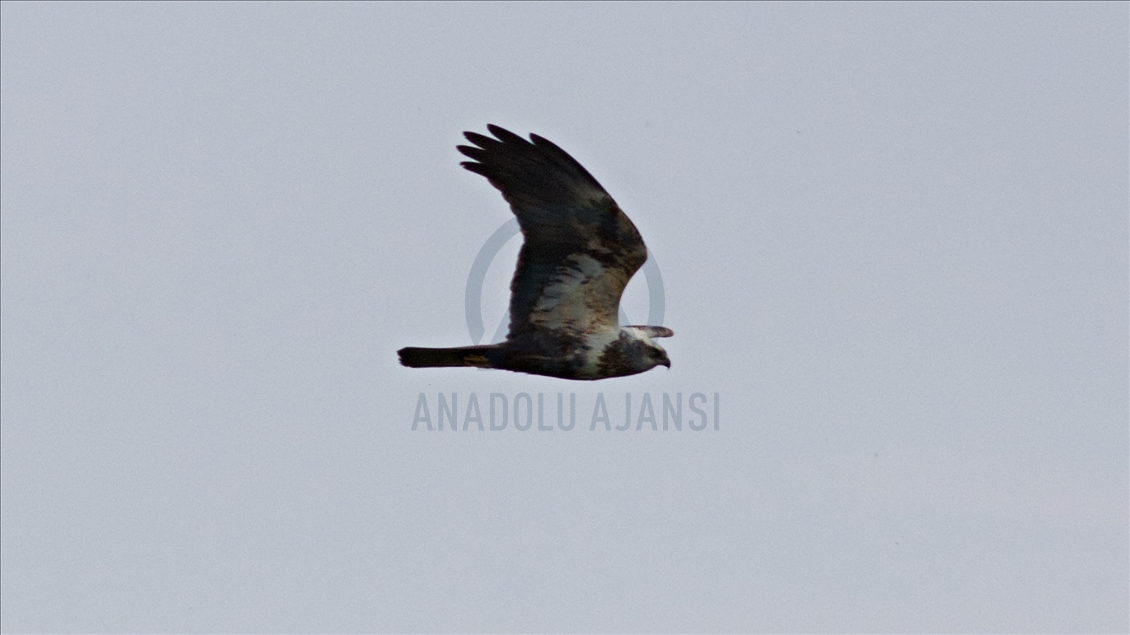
[2,3,1127,633]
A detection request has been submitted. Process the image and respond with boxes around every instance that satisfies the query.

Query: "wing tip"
[486,123,523,142]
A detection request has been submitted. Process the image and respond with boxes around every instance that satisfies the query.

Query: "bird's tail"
[398,345,495,369]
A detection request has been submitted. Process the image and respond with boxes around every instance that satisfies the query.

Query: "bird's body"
[398,125,672,380]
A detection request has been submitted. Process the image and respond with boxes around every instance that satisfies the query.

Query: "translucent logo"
[464,218,666,344]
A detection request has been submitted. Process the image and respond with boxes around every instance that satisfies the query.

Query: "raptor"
[398,125,672,380]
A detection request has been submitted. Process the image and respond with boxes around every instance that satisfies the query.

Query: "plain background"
[2,3,1126,633]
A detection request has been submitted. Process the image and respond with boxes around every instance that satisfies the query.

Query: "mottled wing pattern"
[458,125,647,339]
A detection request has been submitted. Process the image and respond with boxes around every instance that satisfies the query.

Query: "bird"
[398,125,672,380]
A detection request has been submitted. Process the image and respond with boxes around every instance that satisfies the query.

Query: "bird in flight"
[398,125,672,380]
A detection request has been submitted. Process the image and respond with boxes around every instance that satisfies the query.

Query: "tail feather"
[398,345,494,369]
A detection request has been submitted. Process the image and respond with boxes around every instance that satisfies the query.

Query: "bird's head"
[622,325,673,371]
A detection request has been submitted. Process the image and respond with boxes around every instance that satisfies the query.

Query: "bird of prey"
[398,125,672,380]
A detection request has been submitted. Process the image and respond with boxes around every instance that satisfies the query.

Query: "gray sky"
[1,3,1126,632]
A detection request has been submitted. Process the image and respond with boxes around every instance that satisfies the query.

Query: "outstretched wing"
[458,125,647,339]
